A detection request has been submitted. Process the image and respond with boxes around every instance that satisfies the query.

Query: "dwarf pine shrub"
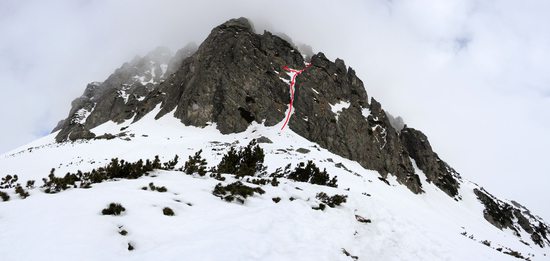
[101,203,126,216]
[183,150,207,176]
[287,161,338,187]
[26,180,35,189]
[316,192,347,208]
[217,140,265,177]
[14,185,29,199]
[147,182,167,192]
[41,156,179,193]
[163,155,179,170]
[0,174,18,189]
[0,190,9,201]
[212,181,265,203]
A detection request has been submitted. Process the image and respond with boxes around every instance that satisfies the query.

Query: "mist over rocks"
[53,43,197,141]
[385,111,405,131]
[52,17,458,197]
[48,20,550,248]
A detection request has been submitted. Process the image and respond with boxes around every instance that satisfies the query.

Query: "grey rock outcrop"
[54,45,195,141]
[288,53,423,194]
[400,127,461,197]
[474,188,550,247]
[154,18,304,132]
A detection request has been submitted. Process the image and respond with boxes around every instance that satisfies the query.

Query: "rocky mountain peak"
[33,17,550,252]
[216,17,255,32]
[52,18,460,198]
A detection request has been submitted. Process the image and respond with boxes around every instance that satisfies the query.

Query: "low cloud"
[385,112,405,132]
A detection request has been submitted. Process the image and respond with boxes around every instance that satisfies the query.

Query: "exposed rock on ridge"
[400,127,461,197]
[288,54,424,194]
[474,188,550,248]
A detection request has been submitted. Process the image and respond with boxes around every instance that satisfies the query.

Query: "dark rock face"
[256,136,273,144]
[289,53,423,193]
[155,18,304,133]
[474,188,516,231]
[158,18,423,193]
[474,188,550,247]
[400,127,461,197]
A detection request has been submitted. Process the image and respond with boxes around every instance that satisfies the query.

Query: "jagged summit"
[44,18,550,256]
[52,16,436,196]
[218,17,255,32]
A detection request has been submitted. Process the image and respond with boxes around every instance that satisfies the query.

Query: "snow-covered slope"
[1,106,548,261]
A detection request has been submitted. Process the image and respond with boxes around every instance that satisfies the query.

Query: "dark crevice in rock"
[238,107,255,123]
[245,96,255,104]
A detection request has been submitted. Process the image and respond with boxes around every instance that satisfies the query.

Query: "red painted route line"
[281,63,312,130]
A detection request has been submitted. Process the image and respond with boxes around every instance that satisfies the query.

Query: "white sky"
[1,0,549,219]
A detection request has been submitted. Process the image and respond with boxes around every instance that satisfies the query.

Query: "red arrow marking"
[281,63,312,130]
